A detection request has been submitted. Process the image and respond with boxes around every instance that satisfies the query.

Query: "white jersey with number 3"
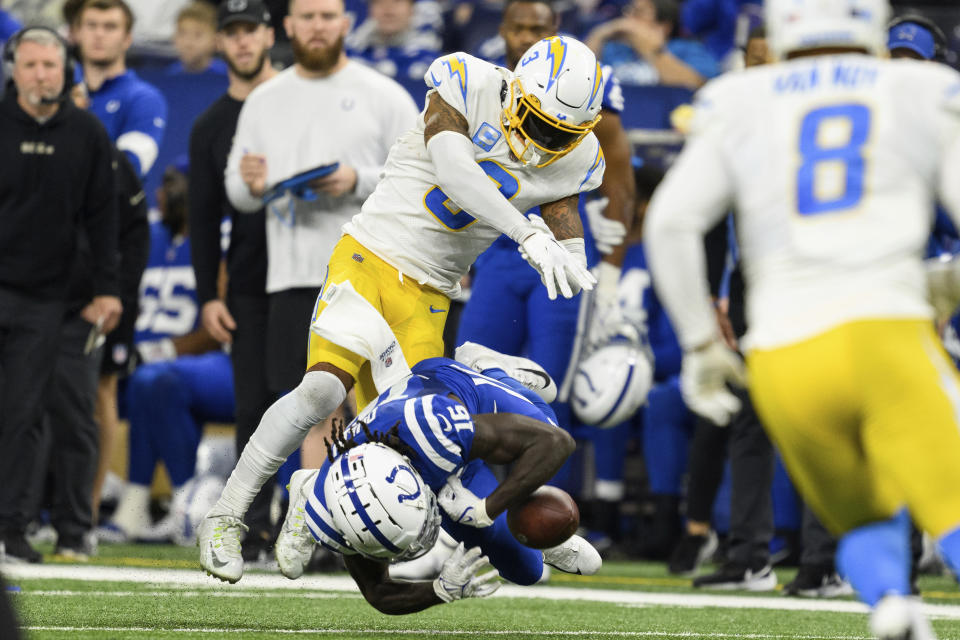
[343,52,605,298]
[647,55,960,350]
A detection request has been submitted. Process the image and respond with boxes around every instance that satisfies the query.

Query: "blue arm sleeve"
[117,86,168,177]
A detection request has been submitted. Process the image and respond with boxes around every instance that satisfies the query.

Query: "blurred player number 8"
[796,103,871,216]
[424,159,520,230]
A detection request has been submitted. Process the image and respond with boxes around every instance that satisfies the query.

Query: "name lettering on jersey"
[774,67,820,94]
[442,55,468,107]
[471,122,502,152]
[20,141,54,155]
[545,37,568,92]
[832,62,877,89]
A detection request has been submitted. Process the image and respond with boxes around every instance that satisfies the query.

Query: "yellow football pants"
[747,318,960,538]
[306,235,450,409]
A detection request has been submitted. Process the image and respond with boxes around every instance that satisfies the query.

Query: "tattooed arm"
[424,92,470,145]
[540,194,584,241]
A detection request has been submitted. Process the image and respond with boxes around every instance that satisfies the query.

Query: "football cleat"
[870,595,937,640]
[542,534,602,575]
[197,511,247,584]
[454,342,557,403]
[276,469,319,580]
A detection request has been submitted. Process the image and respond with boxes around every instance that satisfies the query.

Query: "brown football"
[506,486,579,549]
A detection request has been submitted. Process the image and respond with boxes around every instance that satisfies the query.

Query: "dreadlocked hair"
[324,419,418,463]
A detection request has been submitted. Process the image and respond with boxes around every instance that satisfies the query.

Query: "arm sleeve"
[426,131,532,242]
[84,128,121,297]
[116,86,167,178]
[189,119,226,306]
[225,101,264,213]
[643,98,734,351]
[354,85,419,200]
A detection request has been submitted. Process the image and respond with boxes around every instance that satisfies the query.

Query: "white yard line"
[7,564,960,621]
[22,627,874,638]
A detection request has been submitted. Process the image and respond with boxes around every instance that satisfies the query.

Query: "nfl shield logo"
[385,357,393,367]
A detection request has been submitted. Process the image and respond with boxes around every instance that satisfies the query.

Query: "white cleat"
[197,511,248,584]
[542,534,602,576]
[276,469,319,580]
[454,341,557,403]
[870,595,938,640]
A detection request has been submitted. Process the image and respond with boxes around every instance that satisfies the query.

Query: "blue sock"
[937,524,960,577]
[836,510,910,606]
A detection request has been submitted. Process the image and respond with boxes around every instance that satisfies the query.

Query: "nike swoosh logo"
[211,556,230,568]
[129,191,146,206]
[429,306,446,314]
[518,367,550,388]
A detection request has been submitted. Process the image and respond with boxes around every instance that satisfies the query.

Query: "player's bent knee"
[268,370,348,434]
[307,361,354,393]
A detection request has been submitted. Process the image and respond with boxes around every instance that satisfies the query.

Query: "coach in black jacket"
[0,28,120,562]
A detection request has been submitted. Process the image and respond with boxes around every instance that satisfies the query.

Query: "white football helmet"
[572,341,653,429]
[503,35,604,168]
[324,442,441,562]
[766,0,891,60]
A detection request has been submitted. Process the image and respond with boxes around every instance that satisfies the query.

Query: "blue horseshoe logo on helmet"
[386,464,422,503]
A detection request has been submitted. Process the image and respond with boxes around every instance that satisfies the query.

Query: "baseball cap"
[217,0,272,31]
[887,21,937,60]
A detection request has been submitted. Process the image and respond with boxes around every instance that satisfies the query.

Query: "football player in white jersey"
[645,0,960,637]
[199,34,608,583]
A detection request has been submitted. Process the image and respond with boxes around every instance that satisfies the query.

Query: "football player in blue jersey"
[101,164,235,542]
[455,0,636,494]
[264,285,601,612]
[72,0,167,180]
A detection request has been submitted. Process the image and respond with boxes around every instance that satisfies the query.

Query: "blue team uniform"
[86,68,167,179]
[124,222,234,488]
[305,357,556,585]
[455,67,624,492]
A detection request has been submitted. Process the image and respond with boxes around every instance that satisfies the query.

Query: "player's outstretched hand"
[433,543,501,603]
[584,197,626,255]
[438,472,493,527]
[520,230,596,300]
[680,339,746,426]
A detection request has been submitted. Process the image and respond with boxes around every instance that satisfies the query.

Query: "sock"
[111,484,151,536]
[837,510,910,606]
[214,371,346,517]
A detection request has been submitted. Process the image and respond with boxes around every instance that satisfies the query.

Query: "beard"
[291,32,343,73]
[226,48,269,81]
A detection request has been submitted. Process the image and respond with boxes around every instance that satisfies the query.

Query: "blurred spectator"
[0,26,120,562]
[345,0,440,94]
[139,1,228,210]
[189,0,278,563]
[101,163,234,542]
[887,14,947,62]
[681,0,763,65]
[171,1,226,74]
[73,0,167,180]
[585,0,719,89]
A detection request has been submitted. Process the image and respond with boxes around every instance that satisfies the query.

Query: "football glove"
[518,221,596,300]
[433,543,501,603]
[438,472,493,527]
[584,197,627,255]
[680,339,747,426]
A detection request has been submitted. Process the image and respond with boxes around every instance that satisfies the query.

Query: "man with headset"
[0,26,120,563]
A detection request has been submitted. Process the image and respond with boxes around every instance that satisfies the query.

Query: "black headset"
[2,25,76,103]
[887,14,948,62]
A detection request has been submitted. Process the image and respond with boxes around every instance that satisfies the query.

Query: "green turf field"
[8,543,960,639]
